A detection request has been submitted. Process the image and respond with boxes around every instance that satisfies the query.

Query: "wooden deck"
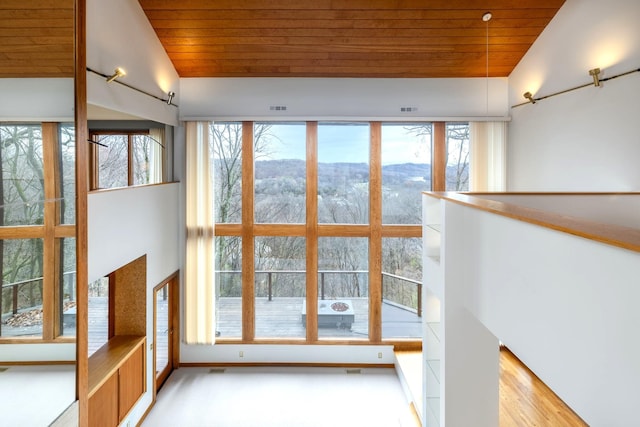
[217,297,422,339]
[5,296,420,346]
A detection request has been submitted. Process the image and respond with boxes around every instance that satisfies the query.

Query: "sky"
[258,122,432,165]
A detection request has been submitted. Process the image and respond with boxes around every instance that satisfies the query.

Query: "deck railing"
[216,269,421,316]
[1,271,76,316]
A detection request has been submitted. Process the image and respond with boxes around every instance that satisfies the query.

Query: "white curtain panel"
[184,121,216,345]
[470,121,507,192]
[148,127,165,184]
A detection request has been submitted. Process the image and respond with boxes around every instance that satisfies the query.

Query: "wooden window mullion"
[369,122,382,343]
[305,122,318,342]
[42,122,60,340]
[241,122,255,342]
[432,122,446,191]
[127,134,134,186]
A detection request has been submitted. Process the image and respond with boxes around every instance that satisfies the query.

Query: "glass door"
[154,274,178,392]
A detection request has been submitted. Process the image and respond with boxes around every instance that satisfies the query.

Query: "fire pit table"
[301,299,354,329]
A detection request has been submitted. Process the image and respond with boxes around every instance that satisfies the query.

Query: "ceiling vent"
[400,107,418,113]
[269,105,287,111]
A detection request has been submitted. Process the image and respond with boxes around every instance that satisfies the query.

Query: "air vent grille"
[400,106,418,112]
[269,105,287,111]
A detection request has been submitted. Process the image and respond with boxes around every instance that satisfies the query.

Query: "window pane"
[59,124,75,224]
[255,236,305,338]
[0,124,45,226]
[0,238,44,338]
[133,134,163,185]
[88,276,109,356]
[215,236,242,338]
[60,238,76,337]
[97,135,128,189]
[255,123,306,224]
[381,123,432,224]
[211,123,242,223]
[318,123,369,224]
[381,238,422,339]
[155,284,169,376]
[318,237,368,339]
[446,123,470,191]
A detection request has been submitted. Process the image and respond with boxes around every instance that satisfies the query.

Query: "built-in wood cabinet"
[88,336,145,427]
[89,255,148,426]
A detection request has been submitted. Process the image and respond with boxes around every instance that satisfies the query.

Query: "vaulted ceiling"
[139,0,566,78]
[0,1,566,79]
[0,0,74,78]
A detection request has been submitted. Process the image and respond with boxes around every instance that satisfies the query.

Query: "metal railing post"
[12,285,18,315]
[268,272,273,301]
[417,283,422,317]
[320,272,325,300]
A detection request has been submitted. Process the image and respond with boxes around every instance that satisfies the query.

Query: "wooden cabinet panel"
[88,373,119,427]
[119,343,145,420]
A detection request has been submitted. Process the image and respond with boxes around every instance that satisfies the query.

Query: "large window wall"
[212,121,468,344]
[0,123,76,341]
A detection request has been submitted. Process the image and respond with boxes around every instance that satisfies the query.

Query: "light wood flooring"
[397,347,587,426]
[500,348,587,427]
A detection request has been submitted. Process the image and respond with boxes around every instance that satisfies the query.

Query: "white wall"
[180,77,509,121]
[446,200,640,426]
[88,183,180,427]
[87,0,179,125]
[0,78,74,122]
[507,0,640,191]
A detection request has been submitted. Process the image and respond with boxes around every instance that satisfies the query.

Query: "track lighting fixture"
[589,68,601,87]
[166,91,175,105]
[106,67,126,83]
[523,92,536,104]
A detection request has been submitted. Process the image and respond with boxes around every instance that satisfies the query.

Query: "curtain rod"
[86,67,178,107]
[511,67,640,108]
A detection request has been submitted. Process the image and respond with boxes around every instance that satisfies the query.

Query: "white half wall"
[448,201,640,426]
[87,0,179,125]
[507,0,640,191]
[179,77,509,121]
[88,183,180,427]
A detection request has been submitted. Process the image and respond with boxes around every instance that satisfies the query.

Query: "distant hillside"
[255,159,430,184]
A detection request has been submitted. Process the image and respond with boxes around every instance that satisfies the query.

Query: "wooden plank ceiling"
[0,0,74,78]
[139,0,565,78]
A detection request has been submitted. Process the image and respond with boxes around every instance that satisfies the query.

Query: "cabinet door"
[119,343,145,421]
[89,373,119,427]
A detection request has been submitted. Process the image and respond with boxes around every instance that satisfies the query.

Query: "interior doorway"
[153,272,179,394]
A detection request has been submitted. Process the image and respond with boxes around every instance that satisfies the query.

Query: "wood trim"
[305,121,318,342]
[424,191,640,253]
[180,362,395,369]
[54,224,76,238]
[0,336,76,344]
[107,272,115,339]
[214,223,242,235]
[241,122,255,341]
[75,1,89,424]
[253,223,305,236]
[0,360,76,365]
[317,224,370,237]
[127,134,134,186]
[381,225,422,238]
[42,122,59,340]
[432,121,446,191]
[0,226,45,238]
[153,271,180,395]
[368,122,382,343]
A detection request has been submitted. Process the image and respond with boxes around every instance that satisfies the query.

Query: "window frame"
[0,122,75,343]
[89,129,166,190]
[213,120,462,346]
